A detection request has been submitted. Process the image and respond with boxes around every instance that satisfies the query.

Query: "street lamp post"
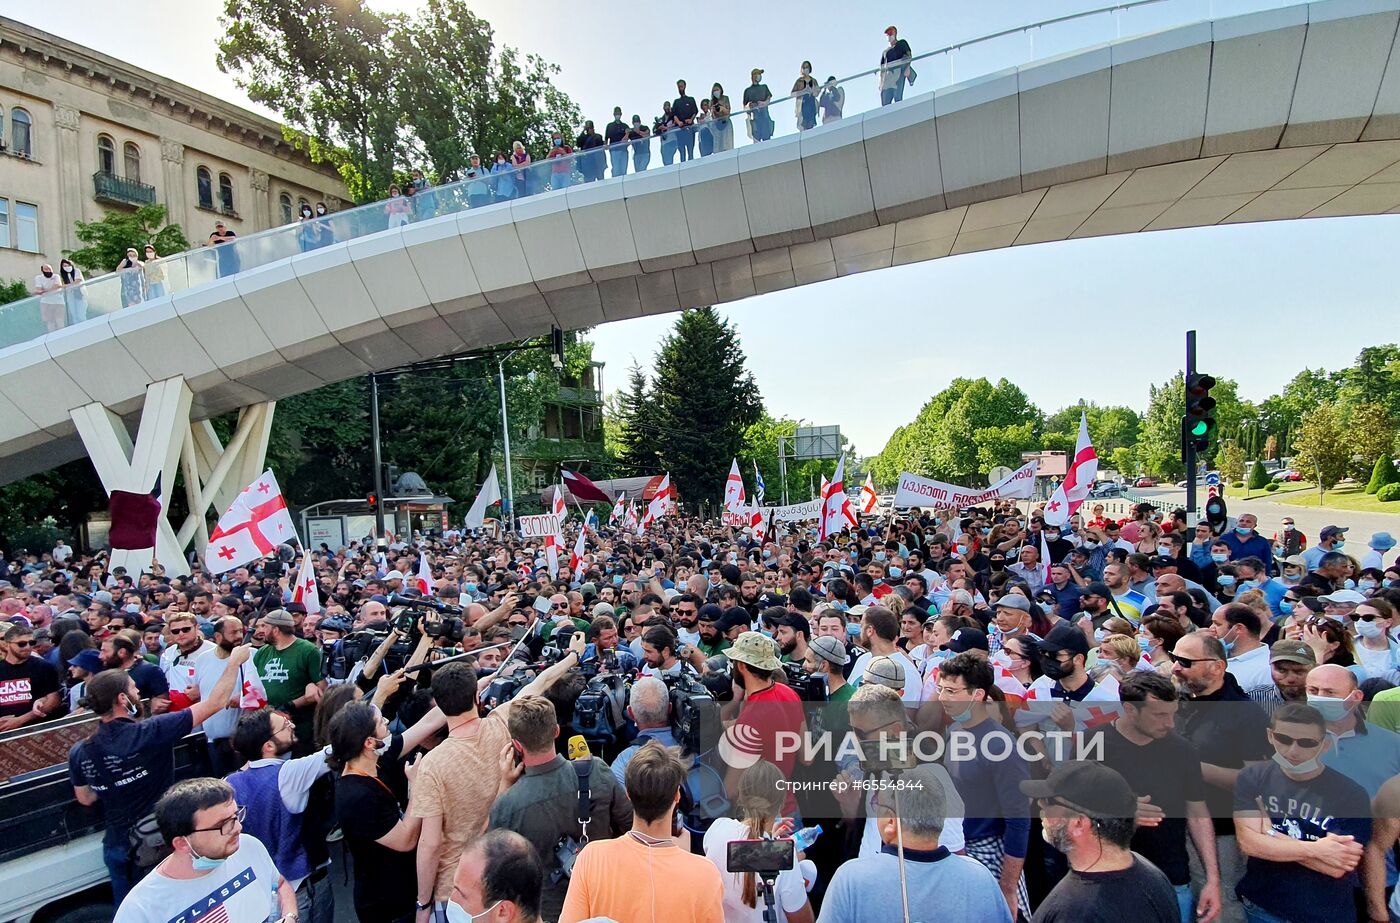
[497,354,517,532]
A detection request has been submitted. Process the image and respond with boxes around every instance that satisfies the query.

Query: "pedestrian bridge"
[4,0,1400,494]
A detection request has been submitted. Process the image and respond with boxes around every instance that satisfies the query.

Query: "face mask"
[42,269,53,277]
[1388,580,1399,588]
[1279,601,1295,615]
[1238,579,1260,591]
[553,138,562,145]
[1345,579,1357,590]
[317,206,326,214]
[1211,553,1229,564]
[1307,694,1351,722]
[846,623,862,640]
[946,701,974,724]
[981,528,992,536]
[1158,545,1172,557]
[1283,523,1295,532]
[1283,573,1300,585]
[1361,579,1378,592]
[1357,617,1384,640]
[955,544,968,556]
[1093,628,1107,644]
[1235,527,1253,536]
[613,575,623,586]
[1272,750,1323,776]
[1219,634,1235,656]
[888,567,903,579]
[187,841,225,871]
[445,899,502,923]
[762,549,772,559]
[875,551,887,562]
[1217,575,1236,588]
[1039,655,1074,681]
[1334,540,1346,551]
[990,561,1005,571]
[1137,636,1152,654]
[1083,541,1099,550]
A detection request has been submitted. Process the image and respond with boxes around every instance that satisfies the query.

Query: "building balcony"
[554,386,601,404]
[513,435,605,462]
[93,171,157,207]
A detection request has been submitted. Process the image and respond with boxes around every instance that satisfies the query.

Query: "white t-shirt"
[702,817,807,922]
[162,640,215,708]
[193,651,243,741]
[33,272,62,303]
[851,650,923,706]
[858,762,965,857]
[1226,644,1273,694]
[113,834,280,923]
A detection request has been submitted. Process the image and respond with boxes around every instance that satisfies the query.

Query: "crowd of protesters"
[4,487,1400,923]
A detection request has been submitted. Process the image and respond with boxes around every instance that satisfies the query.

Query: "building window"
[10,108,31,157]
[0,199,8,248]
[279,192,292,224]
[14,201,37,252]
[218,172,234,213]
[123,142,141,183]
[196,166,213,209]
[97,135,115,174]
[297,196,309,214]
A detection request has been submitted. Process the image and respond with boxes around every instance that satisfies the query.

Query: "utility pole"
[369,373,387,542]
[498,354,517,533]
[778,435,789,506]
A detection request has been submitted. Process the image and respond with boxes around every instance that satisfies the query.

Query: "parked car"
[1088,482,1122,498]
[1134,476,1157,488]
[1272,469,1302,482]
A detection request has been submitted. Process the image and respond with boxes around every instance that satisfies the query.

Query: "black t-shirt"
[1232,761,1372,923]
[128,660,169,700]
[1101,726,1205,885]
[1032,854,1178,923]
[604,119,628,144]
[1175,674,1271,834]
[0,655,60,717]
[68,710,194,845]
[336,771,416,922]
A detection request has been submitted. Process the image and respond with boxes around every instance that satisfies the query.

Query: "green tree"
[1109,446,1137,478]
[742,414,851,501]
[1246,453,1270,492]
[1346,402,1397,481]
[1339,345,1400,418]
[1293,403,1350,498]
[649,308,763,506]
[873,378,1040,485]
[613,362,659,476]
[0,279,27,305]
[1043,404,1140,452]
[1366,456,1400,495]
[66,204,189,274]
[1218,441,1246,484]
[0,460,108,552]
[217,0,578,201]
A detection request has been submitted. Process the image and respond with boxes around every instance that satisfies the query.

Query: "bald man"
[1309,664,1400,800]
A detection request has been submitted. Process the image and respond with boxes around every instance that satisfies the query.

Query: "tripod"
[757,870,781,923]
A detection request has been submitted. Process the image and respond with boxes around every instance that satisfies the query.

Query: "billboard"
[794,425,842,460]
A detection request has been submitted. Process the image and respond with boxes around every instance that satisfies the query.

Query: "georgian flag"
[570,527,587,573]
[1040,530,1053,585]
[608,492,625,526]
[204,470,298,574]
[724,458,746,513]
[291,553,321,614]
[859,473,878,514]
[753,461,766,507]
[415,550,433,597]
[640,473,672,534]
[545,485,567,577]
[622,499,640,532]
[1043,411,1099,528]
[819,456,854,543]
[465,466,502,529]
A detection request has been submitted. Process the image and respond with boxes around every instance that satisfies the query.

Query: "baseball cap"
[1319,525,1349,541]
[320,616,351,634]
[715,608,753,634]
[1148,556,1178,570]
[884,25,898,35]
[1083,581,1113,599]
[1269,639,1317,666]
[591,602,616,619]
[93,591,114,606]
[726,631,781,671]
[697,603,723,623]
[1037,622,1090,657]
[994,595,1030,613]
[384,571,406,583]
[285,601,307,615]
[944,627,990,653]
[67,649,104,673]
[1319,589,1367,605]
[1282,555,1306,569]
[863,655,906,690]
[809,635,849,666]
[751,67,764,77]
[779,612,811,639]
[1020,761,1137,818]
[262,608,296,629]
[1298,596,1327,614]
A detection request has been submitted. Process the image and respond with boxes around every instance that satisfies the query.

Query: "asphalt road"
[1097,485,1400,544]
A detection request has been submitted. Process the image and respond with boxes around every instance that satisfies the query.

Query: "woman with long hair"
[58,258,86,326]
[1140,614,1186,677]
[702,760,815,923]
[142,245,166,298]
[114,246,145,307]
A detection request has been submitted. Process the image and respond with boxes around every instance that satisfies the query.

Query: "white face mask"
[1272,751,1323,776]
[1356,618,1385,640]
[445,899,501,922]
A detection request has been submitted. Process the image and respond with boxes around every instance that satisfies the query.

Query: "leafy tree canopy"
[67,204,189,275]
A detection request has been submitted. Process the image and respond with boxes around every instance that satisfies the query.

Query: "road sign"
[794,425,842,460]
[1205,472,1220,486]
[988,466,1013,486]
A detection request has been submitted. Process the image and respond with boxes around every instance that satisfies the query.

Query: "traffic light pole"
[369,372,387,543]
[1185,330,1198,522]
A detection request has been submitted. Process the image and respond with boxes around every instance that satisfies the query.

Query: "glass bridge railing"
[0,0,1300,353]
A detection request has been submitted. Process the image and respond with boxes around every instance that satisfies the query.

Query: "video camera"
[781,661,828,703]
[386,591,464,637]
[572,671,631,746]
[663,668,721,755]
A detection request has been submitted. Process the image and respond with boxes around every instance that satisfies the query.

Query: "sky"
[7,0,1397,457]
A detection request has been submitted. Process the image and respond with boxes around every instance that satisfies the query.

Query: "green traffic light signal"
[1190,420,1209,437]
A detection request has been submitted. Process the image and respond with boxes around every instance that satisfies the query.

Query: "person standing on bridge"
[605,107,629,178]
[880,26,915,106]
[32,262,65,331]
[672,79,698,162]
[743,68,774,142]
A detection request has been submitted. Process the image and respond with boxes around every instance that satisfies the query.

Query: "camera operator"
[611,677,677,785]
[488,696,633,920]
[583,615,638,672]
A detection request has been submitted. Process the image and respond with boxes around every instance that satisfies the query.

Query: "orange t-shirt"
[559,833,723,923]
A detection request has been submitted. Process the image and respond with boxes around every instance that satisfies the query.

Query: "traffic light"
[550,326,565,370]
[1204,493,1227,533]
[1184,372,1217,452]
[366,492,378,507]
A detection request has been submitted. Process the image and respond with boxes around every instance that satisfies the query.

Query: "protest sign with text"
[893,460,1039,510]
[519,512,563,538]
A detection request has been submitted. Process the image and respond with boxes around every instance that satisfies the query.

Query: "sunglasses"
[8,639,33,648]
[1169,653,1222,668]
[169,626,195,635]
[1271,732,1322,749]
[1356,612,1385,622]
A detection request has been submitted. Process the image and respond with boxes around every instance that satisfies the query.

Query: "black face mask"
[990,560,1005,571]
[42,269,53,277]
[1039,654,1075,681]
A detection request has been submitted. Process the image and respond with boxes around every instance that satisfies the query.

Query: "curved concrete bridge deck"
[4,0,1400,485]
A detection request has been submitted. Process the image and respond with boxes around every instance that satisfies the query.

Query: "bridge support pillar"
[70,376,276,577]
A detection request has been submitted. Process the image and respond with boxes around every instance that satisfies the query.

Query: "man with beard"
[100,631,170,713]
[160,612,214,711]
[227,706,334,923]
[739,573,764,615]
[195,616,255,774]
[1246,640,1315,717]
[773,612,811,664]
[671,593,702,647]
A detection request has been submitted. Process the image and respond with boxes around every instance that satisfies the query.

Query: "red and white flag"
[544,485,567,577]
[622,499,639,532]
[1040,530,1053,585]
[859,473,878,514]
[819,456,853,543]
[291,553,321,615]
[464,465,502,529]
[415,550,433,597]
[723,458,746,514]
[640,473,673,534]
[239,663,268,710]
[818,475,829,503]
[204,470,298,574]
[608,493,625,526]
[1043,411,1099,528]
[570,527,587,572]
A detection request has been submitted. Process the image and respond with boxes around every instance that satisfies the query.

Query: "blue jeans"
[104,839,133,906]
[633,141,650,173]
[660,134,676,165]
[1241,898,1291,923]
[550,170,571,191]
[675,125,694,161]
[610,146,628,179]
[881,76,907,106]
[1173,883,1193,923]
